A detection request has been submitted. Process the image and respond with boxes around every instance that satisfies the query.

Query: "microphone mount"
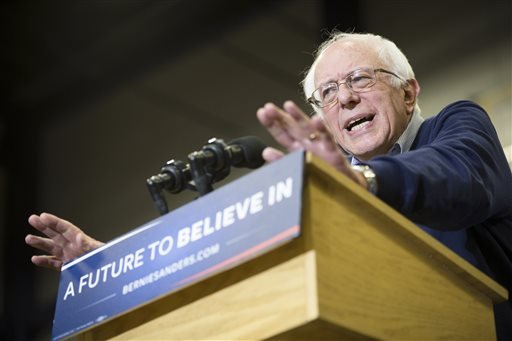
[146,137,265,215]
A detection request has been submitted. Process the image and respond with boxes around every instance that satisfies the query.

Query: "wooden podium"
[77,153,507,340]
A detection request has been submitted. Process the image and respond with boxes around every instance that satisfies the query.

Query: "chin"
[347,144,381,160]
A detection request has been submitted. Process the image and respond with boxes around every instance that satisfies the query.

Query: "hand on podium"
[25,213,104,271]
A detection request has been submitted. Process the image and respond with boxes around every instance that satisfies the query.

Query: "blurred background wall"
[2,0,511,339]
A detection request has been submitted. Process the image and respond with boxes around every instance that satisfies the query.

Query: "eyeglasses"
[307,68,405,108]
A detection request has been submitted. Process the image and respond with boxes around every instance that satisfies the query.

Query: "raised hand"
[257,100,366,185]
[25,213,103,271]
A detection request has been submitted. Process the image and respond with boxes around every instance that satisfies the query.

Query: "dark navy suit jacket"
[367,100,512,338]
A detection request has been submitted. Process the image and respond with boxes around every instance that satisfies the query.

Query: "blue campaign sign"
[51,150,305,341]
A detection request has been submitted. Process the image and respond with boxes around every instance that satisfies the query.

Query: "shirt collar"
[395,109,424,154]
[351,110,424,165]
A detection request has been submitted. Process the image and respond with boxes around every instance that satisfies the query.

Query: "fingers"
[310,115,331,135]
[282,100,309,122]
[257,101,332,148]
[27,213,104,270]
[262,147,285,162]
[309,116,340,153]
[257,103,296,150]
[25,234,58,256]
[257,101,319,151]
[27,227,64,271]
[28,214,59,239]
[29,213,83,249]
[39,212,80,235]
[257,100,352,175]
[31,255,63,271]
[282,101,319,142]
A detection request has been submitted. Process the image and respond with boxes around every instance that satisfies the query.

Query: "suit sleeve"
[368,101,512,230]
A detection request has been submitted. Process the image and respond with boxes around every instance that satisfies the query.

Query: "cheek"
[374,93,404,127]
[388,98,410,129]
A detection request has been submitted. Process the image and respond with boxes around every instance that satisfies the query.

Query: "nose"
[337,83,360,109]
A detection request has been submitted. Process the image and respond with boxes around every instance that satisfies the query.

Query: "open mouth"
[346,115,375,132]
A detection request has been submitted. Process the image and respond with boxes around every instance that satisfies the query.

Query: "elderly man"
[257,32,511,339]
[27,32,511,337]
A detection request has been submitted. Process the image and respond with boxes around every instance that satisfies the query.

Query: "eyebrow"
[317,68,356,88]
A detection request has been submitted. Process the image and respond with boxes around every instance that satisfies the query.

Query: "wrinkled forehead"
[314,40,381,86]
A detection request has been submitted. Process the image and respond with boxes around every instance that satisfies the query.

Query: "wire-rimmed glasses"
[307,68,405,108]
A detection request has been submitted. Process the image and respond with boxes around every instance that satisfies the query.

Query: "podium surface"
[70,152,506,340]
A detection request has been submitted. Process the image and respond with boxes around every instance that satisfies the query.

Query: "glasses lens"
[310,68,380,107]
[349,70,376,91]
[314,83,338,107]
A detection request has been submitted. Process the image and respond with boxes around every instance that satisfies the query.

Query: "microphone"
[196,135,267,173]
[188,136,266,195]
[146,136,267,214]
[227,135,267,169]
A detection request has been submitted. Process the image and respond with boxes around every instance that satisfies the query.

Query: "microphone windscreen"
[228,136,267,169]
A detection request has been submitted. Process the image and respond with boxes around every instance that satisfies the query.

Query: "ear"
[403,79,420,115]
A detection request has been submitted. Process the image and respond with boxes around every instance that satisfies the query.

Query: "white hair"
[302,32,421,116]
